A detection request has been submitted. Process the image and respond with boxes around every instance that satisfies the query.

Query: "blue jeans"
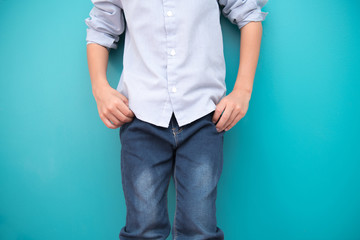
[118,110,225,240]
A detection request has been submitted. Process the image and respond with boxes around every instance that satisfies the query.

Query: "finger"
[107,112,123,127]
[224,111,242,131]
[116,99,135,118]
[215,105,234,132]
[102,101,127,126]
[102,115,119,129]
[223,109,238,130]
[212,101,226,124]
[113,106,133,123]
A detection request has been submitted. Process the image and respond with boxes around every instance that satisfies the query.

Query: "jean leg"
[172,111,225,240]
[119,117,174,240]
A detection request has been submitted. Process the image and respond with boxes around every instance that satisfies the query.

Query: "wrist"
[92,81,110,97]
[232,85,252,99]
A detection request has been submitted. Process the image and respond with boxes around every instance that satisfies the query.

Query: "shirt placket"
[163,0,177,110]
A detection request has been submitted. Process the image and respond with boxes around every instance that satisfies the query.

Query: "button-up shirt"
[85,0,268,128]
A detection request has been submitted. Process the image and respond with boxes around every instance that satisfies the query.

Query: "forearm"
[233,21,263,97]
[86,43,110,94]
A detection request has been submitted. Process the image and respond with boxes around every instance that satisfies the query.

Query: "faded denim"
[118,110,225,240]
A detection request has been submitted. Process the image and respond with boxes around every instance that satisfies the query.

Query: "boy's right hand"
[92,84,134,129]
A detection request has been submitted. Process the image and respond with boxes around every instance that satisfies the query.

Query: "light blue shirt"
[85,0,268,128]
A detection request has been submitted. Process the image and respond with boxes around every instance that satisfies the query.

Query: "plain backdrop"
[1,1,359,239]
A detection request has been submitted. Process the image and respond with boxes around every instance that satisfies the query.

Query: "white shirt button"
[171,87,177,93]
[167,11,173,17]
[170,49,176,56]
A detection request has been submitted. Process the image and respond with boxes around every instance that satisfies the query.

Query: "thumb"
[212,100,226,124]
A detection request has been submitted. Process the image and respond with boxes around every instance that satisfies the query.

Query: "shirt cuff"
[236,10,269,29]
[85,28,118,50]
[233,0,269,30]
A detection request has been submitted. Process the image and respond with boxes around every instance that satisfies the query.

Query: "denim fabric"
[118,110,225,240]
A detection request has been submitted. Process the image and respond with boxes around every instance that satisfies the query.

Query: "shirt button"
[170,49,176,56]
[171,87,177,93]
[167,11,173,17]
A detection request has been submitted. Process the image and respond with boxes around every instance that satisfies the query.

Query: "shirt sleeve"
[217,0,269,29]
[84,0,126,50]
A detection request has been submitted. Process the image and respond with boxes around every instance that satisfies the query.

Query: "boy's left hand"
[212,89,251,132]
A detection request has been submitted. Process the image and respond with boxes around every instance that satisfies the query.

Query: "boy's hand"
[92,84,134,129]
[212,89,251,132]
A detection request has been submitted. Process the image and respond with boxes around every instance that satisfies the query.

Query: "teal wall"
[1,1,359,239]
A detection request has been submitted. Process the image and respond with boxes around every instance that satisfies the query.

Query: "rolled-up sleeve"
[218,0,269,29]
[85,0,126,50]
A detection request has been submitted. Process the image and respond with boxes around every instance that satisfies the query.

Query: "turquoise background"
[1,0,359,239]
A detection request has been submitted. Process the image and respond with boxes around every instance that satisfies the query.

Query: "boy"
[85,0,268,239]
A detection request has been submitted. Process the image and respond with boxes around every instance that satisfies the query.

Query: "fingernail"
[216,128,221,132]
